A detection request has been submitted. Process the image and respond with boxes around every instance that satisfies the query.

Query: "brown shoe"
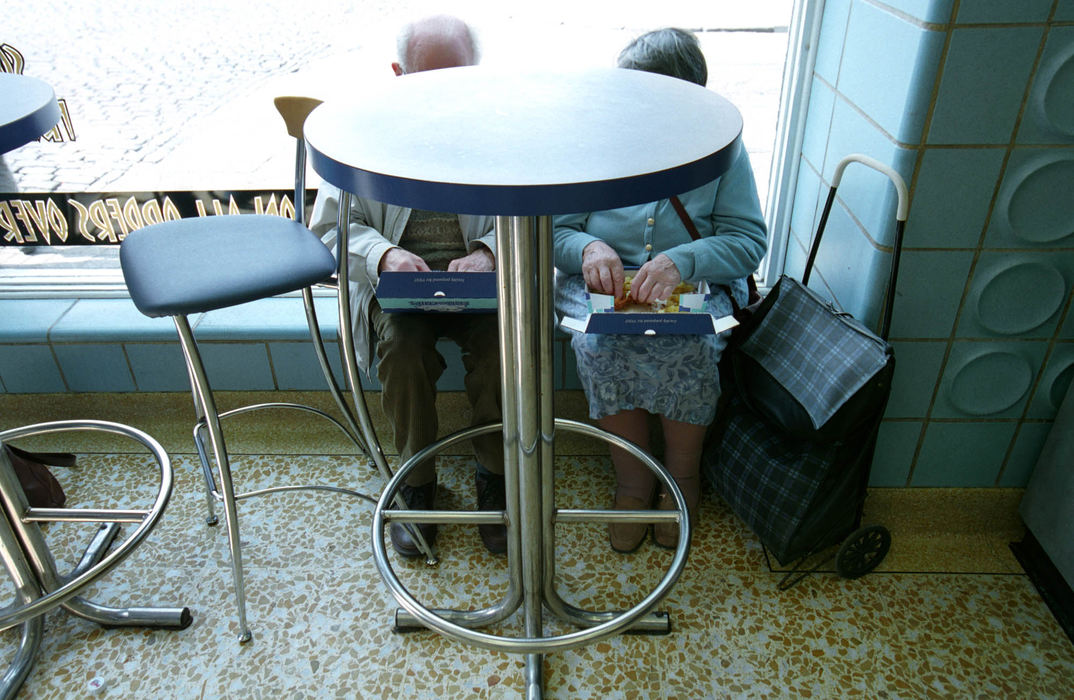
[653,491,694,550]
[389,481,437,558]
[609,494,650,553]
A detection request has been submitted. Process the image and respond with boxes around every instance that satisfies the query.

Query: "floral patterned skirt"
[555,274,736,426]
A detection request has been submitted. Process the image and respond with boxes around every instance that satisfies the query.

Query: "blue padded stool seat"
[120,215,336,318]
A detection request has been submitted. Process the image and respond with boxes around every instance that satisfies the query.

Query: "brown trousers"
[370,301,504,485]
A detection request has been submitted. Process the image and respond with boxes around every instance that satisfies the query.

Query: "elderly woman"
[553,28,767,551]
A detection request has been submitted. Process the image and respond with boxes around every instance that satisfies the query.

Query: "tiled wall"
[788,0,1073,487]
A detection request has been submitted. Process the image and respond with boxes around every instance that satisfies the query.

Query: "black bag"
[2,444,73,508]
[726,275,895,443]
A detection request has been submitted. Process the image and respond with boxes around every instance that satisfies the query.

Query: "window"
[1,2,801,297]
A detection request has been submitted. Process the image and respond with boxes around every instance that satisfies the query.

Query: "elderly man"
[309,15,506,557]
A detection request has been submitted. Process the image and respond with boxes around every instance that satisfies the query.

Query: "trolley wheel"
[835,524,890,579]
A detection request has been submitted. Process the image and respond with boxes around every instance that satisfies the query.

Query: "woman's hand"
[581,240,626,299]
[631,254,682,303]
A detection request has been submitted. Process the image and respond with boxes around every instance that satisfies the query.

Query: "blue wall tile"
[1026,343,1074,419]
[905,147,1006,248]
[269,341,346,391]
[801,79,836,169]
[870,421,922,486]
[1055,1,1074,22]
[814,0,853,84]
[0,299,73,342]
[957,251,1069,339]
[561,338,583,391]
[1018,27,1074,145]
[929,26,1045,144]
[956,0,1053,24]
[806,200,891,327]
[125,342,196,392]
[198,343,275,390]
[933,340,1047,418]
[838,0,944,144]
[881,0,954,24]
[52,344,135,392]
[912,421,1016,486]
[0,344,66,393]
[823,100,916,244]
[999,421,1053,487]
[887,250,974,338]
[435,340,466,391]
[985,148,1074,248]
[787,160,824,261]
[784,225,812,281]
[886,341,947,418]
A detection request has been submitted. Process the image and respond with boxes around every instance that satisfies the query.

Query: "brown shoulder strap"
[669,195,701,241]
[670,195,761,311]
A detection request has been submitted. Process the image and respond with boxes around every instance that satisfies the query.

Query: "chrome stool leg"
[173,315,252,644]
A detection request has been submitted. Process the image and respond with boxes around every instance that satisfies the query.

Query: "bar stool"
[119,97,404,643]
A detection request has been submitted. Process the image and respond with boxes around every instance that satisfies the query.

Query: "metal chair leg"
[173,315,252,644]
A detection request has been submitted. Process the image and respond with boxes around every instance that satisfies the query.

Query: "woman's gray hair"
[617,28,707,87]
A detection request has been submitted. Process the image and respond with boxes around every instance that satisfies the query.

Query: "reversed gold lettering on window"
[0,202,22,244]
[161,197,181,222]
[65,200,97,243]
[0,44,25,74]
[141,199,164,227]
[46,198,68,242]
[122,196,144,233]
[86,199,118,243]
[9,201,39,244]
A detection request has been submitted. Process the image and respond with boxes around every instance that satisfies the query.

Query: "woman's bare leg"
[654,416,707,547]
[598,408,656,552]
[598,408,656,502]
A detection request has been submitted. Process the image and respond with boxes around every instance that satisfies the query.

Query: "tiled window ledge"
[0,296,582,394]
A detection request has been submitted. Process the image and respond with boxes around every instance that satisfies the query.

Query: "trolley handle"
[803,153,908,341]
[830,153,909,222]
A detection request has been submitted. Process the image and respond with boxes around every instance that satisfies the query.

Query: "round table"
[304,66,743,698]
[0,73,60,154]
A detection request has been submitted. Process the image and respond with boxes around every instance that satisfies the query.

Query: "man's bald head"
[393,15,479,75]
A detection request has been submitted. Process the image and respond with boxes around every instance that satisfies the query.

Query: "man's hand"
[379,247,430,273]
[630,254,682,303]
[447,247,495,272]
[581,240,626,299]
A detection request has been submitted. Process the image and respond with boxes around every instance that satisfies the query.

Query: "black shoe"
[389,480,437,558]
[475,467,507,555]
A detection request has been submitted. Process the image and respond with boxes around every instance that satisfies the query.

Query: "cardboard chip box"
[561,281,738,335]
[376,271,497,313]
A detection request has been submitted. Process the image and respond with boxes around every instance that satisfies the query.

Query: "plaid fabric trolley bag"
[704,154,908,589]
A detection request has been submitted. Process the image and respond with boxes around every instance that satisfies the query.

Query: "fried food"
[609,275,695,313]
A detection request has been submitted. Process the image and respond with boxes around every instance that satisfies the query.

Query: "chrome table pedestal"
[305,66,744,698]
[371,214,690,699]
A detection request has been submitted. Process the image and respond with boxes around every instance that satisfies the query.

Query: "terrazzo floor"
[1,392,1072,699]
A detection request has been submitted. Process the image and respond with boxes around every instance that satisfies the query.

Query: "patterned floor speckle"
[2,439,1072,698]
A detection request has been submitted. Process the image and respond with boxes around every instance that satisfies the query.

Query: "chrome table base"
[369,216,691,699]
[0,421,191,699]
